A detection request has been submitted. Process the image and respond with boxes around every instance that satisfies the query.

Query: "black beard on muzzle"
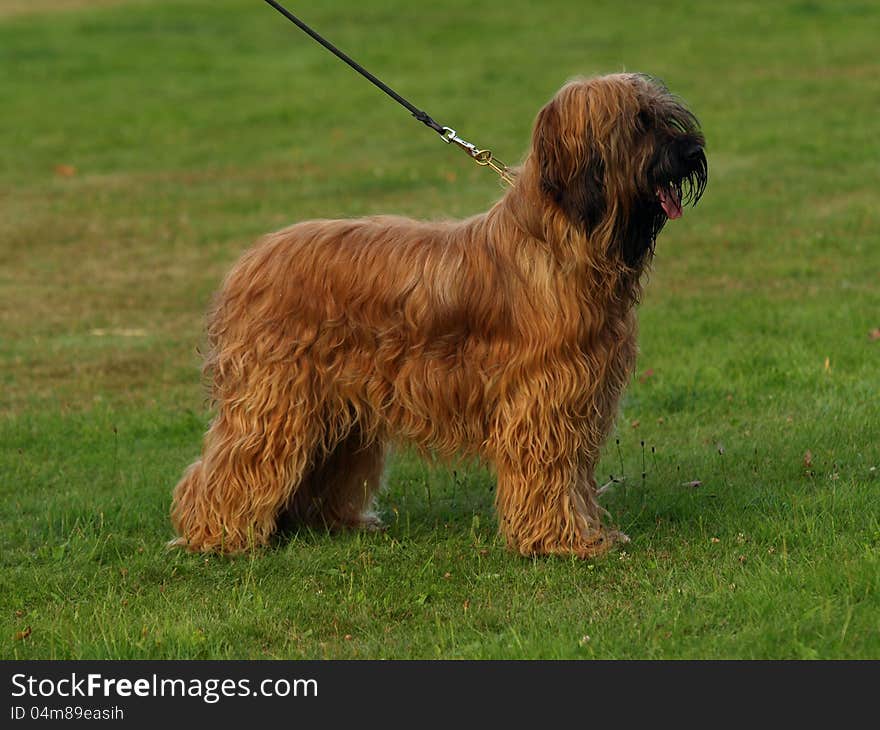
[618,140,708,269]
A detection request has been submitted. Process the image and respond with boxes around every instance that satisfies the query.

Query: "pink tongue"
[658,188,683,219]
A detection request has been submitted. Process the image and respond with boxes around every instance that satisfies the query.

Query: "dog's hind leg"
[281,426,387,532]
[170,362,323,553]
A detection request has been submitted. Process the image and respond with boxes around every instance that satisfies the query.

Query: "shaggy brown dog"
[170,72,707,557]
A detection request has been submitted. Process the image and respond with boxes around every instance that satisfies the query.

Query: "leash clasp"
[441,127,515,186]
[441,127,477,155]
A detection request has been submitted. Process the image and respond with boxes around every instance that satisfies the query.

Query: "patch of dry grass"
[0,0,138,20]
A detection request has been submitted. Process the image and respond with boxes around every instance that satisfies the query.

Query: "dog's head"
[533,73,707,268]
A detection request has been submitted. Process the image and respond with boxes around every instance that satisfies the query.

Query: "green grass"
[2,0,878,659]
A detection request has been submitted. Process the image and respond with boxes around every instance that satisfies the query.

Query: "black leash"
[260,0,514,185]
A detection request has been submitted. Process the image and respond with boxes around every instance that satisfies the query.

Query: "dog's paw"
[357,514,387,533]
[571,528,628,558]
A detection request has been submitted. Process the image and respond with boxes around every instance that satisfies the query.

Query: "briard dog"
[170,72,707,557]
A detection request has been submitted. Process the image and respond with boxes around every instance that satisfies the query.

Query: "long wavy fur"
[170,73,706,557]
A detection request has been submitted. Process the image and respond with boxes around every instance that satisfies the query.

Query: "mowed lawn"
[1,0,878,659]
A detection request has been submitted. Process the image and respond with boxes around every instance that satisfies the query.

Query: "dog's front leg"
[489,398,625,558]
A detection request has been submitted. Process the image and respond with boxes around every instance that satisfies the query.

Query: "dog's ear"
[535,101,568,200]
[535,100,606,232]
